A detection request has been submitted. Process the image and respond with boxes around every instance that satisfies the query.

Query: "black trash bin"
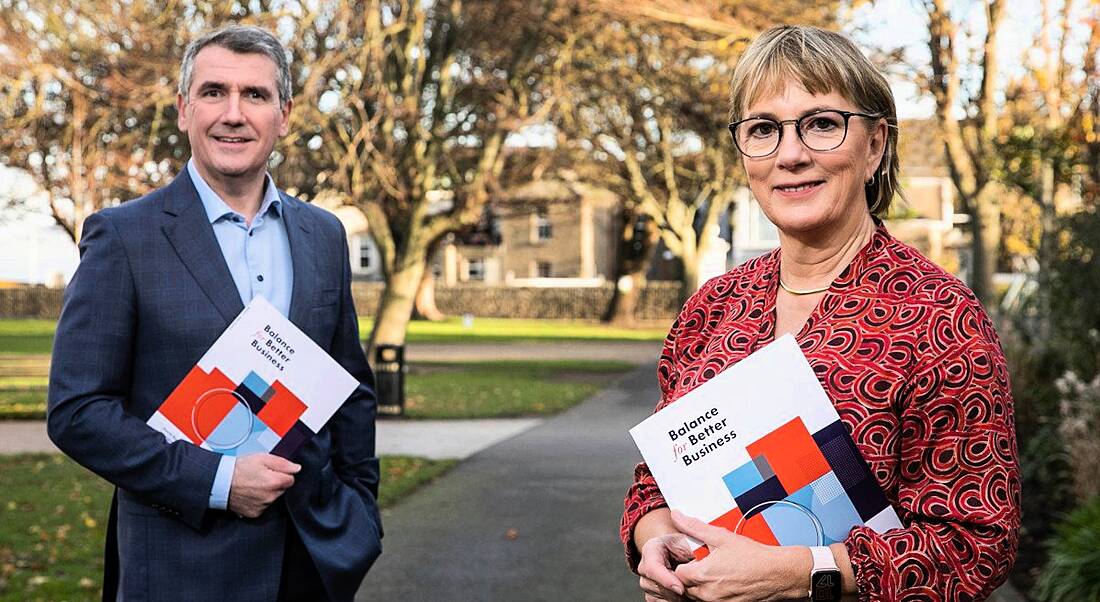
[373,344,406,417]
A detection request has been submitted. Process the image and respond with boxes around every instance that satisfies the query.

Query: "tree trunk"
[967,197,999,309]
[413,269,445,322]
[1033,159,1059,338]
[368,260,427,351]
[605,270,645,327]
[604,214,659,325]
[679,246,700,306]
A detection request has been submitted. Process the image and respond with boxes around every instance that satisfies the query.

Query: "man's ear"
[177,93,189,131]
[278,98,293,137]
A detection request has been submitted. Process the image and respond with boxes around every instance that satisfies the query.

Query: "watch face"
[810,570,842,601]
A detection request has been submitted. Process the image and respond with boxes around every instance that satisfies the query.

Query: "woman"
[621,25,1019,602]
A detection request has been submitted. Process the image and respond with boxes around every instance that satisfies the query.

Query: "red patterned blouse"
[621,226,1020,601]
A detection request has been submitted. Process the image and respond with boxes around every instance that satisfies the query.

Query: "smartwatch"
[809,545,842,601]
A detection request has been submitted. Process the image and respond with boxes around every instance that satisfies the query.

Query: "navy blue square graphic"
[734,475,788,519]
[813,419,888,521]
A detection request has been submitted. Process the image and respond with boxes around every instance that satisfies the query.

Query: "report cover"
[147,296,359,459]
[630,335,903,558]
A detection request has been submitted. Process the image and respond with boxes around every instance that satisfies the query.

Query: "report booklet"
[630,335,903,559]
[147,296,359,458]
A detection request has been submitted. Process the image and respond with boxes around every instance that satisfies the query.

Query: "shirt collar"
[186,159,282,224]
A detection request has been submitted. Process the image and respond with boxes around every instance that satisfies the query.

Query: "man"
[47,26,381,601]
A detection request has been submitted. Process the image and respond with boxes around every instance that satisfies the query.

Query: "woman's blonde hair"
[729,25,900,217]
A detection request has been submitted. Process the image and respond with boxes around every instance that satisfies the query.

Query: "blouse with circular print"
[621,225,1020,602]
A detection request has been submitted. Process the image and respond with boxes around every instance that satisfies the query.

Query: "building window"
[536,261,552,278]
[359,238,372,270]
[467,258,485,281]
[533,208,552,241]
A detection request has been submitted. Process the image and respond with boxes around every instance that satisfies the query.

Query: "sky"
[0,167,78,286]
[0,0,1086,284]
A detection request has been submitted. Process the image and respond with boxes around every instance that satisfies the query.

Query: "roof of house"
[496,178,618,208]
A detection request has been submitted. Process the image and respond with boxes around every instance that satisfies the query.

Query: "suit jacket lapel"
[281,193,315,329]
[160,171,245,325]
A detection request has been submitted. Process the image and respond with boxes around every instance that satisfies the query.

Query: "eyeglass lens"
[734,111,849,157]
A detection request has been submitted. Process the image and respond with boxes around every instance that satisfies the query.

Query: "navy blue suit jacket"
[47,171,382,601]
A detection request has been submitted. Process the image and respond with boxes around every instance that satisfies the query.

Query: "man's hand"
[638,531,695,601]
[227,453,301,518]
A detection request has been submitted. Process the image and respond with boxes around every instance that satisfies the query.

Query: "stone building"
[435,179,619,286]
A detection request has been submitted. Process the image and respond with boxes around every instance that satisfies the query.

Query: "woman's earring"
[866,173,876,187]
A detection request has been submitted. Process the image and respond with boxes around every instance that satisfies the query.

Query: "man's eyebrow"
[192,81,275,98]
[195,81,226,93]
[242,85,274,97]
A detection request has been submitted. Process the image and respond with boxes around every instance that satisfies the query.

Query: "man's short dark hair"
[178,25,292,107]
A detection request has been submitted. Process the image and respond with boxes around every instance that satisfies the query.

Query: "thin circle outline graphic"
[734,499,825,546]
[191,388,253,450]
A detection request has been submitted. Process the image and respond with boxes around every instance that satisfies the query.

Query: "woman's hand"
[637,530,696,601]
[670,510,810,602]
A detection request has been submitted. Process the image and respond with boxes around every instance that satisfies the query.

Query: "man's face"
[177,45,291,186]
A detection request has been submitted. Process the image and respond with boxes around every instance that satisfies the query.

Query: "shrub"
[1054,371,1100,502]
[1032,495,1100,602]
[1003,341,1076,588]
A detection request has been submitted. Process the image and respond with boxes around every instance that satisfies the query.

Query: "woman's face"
[740,81,886,238]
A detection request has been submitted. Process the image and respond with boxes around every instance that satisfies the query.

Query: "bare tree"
[994,0,1099,335]
[559,1,838,314]
[0,0,206,241]
[922,0,1006,306]
[280,0,575,349]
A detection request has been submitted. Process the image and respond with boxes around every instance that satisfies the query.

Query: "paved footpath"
[0,418,546,460]
[357,364,657,601]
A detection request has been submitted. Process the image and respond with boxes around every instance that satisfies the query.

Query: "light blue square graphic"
[210,406,279,457]
[760,500,823,546]
[763,471,862,546]
[205,403,253,451]
[227,435,269,457]
[243,371,272,399]
[723,460,764,499]
[256,426,281,451]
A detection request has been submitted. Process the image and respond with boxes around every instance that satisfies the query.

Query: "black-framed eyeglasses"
[727,109,883,158]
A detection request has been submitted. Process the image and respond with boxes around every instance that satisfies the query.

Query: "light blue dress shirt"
[186,160,294,510]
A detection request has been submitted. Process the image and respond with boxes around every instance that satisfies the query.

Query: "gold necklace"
[778,279,830,296]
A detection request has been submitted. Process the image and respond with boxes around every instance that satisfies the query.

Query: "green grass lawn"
[0,337,53,355]
[404,360,634,418]
[0,391,48,420]
[0,318,667,356]
[0,322,57,337]
[0,322,57,356]
[0,454,454,601]
[360,316,668,343]
[0,360,635,420]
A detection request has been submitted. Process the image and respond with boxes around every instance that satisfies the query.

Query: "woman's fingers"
[638,535,688,595]
[640,575,687,601]
[670,510,733,547]
[638,556,684,595]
